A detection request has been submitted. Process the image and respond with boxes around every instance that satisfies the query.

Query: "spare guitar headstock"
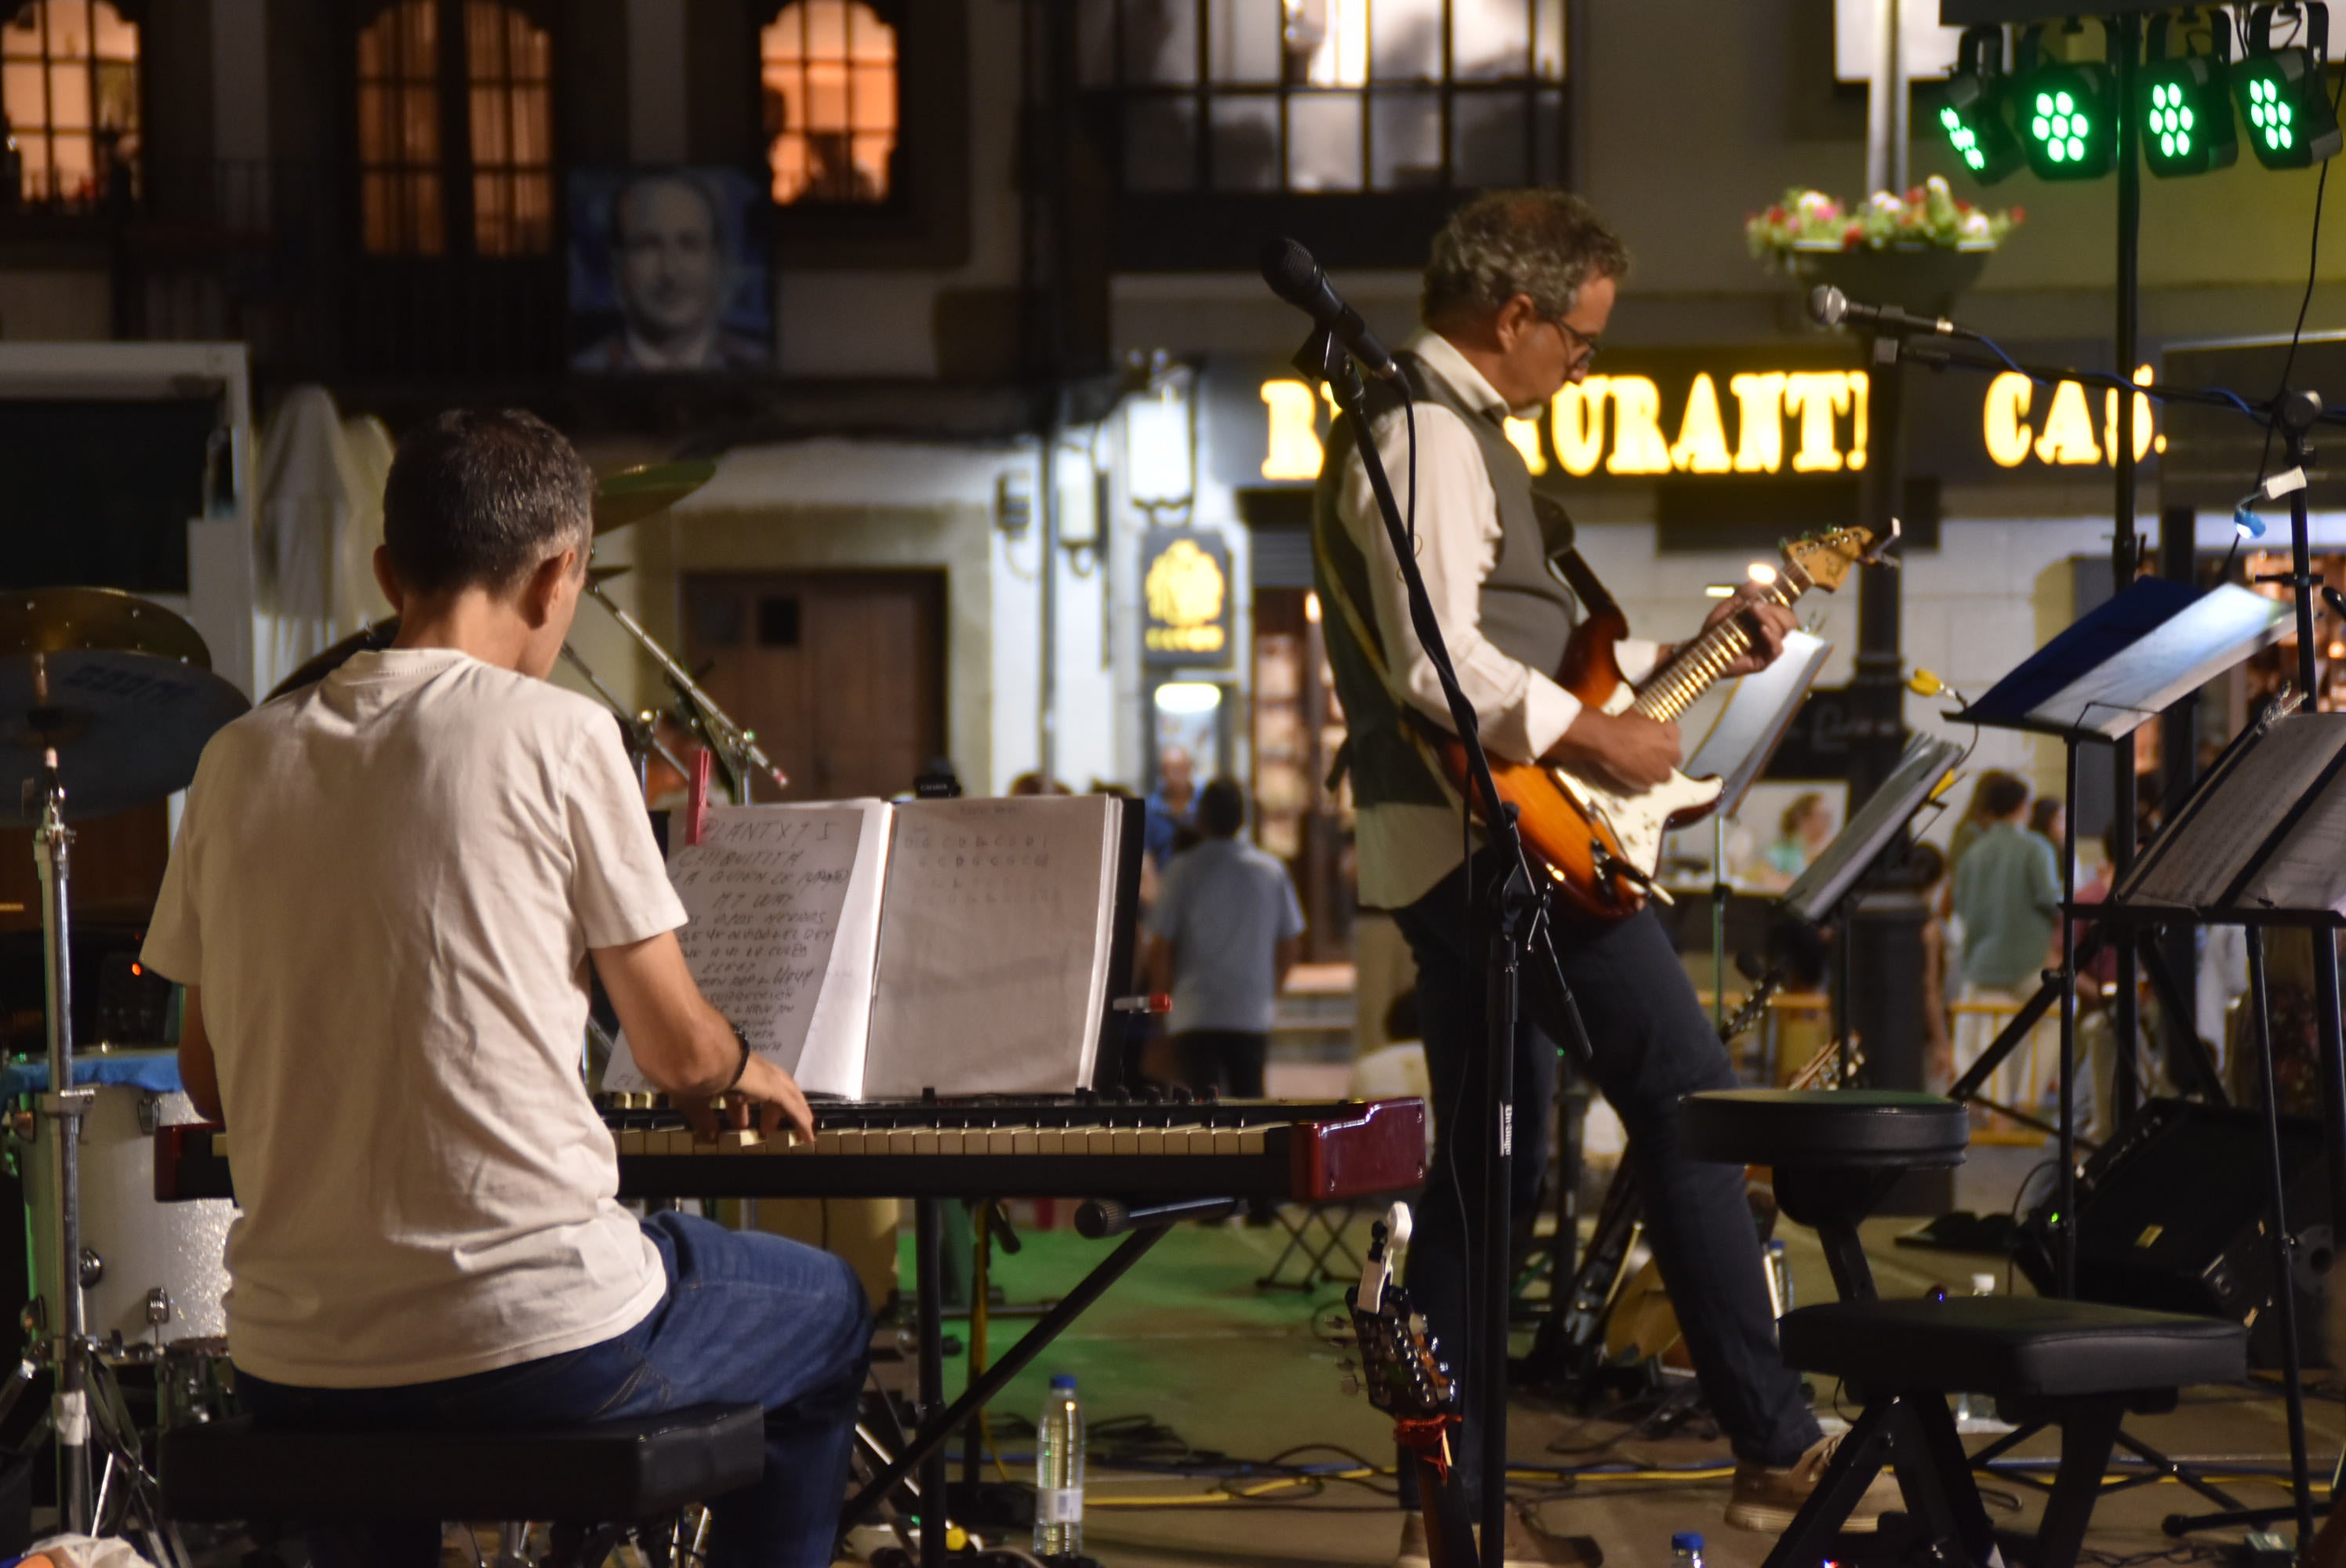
[1781,524,1880,593]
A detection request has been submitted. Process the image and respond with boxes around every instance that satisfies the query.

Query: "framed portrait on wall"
[568,168,775,374]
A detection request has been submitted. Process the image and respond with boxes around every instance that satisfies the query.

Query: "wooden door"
[682,571,947,801]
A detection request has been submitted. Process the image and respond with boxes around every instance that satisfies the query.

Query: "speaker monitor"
[2021,1098,2333,1369]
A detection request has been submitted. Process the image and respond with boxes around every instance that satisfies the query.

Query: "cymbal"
[267,620,400,703]
[0,587,212,669]
[0,649,249,824]
[594,461,716,535]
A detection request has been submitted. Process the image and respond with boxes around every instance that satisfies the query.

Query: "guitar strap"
[1315,521,1623,796]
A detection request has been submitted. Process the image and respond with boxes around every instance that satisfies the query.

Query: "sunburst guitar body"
[1437,526,1876,920]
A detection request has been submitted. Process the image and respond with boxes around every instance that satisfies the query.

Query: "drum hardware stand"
[558,644,688,793]
[29,739,95,1534]
[20,738,187,1561]
[582,579,785,803]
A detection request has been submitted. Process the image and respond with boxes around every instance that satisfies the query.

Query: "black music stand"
[2030,708,2346,1549]
[1954,579,2290,1294]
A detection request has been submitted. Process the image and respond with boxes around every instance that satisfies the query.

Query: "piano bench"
[1763,1298,2244,1568]
[1676,1091,2249,1568]
[159,1403,765,1524]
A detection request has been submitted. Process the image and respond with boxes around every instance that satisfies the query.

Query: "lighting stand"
[1299,326,1592,1561]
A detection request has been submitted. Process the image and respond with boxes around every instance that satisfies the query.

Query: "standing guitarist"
[1313,191,1892,1566]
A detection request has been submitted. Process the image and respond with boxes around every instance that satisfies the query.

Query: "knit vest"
[1310,348,1582,811]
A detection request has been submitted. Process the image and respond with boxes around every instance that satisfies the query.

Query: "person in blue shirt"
[1143,744,1197,869]
[1142,777,1304,1100]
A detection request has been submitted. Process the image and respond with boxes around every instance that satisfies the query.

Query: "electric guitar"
[1344,1205,1480,1568]
[1436,524,1877,920]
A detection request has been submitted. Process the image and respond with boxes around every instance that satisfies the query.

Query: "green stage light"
[1940,26,2026,184]
[2139,36,2239,179]
[2017,61,2116,178]
[2233,4,2342,172]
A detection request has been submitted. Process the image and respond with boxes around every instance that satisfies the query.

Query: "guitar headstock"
[1782,527,1878,593]
[1344,1206,1458,1423]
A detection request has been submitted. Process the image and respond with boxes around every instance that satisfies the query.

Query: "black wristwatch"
[724,1021,754,1091]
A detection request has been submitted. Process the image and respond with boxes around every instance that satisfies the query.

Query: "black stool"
[1681,1089,2248,1568]
[161,1403,764,1561]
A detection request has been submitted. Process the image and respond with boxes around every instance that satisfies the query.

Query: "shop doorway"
[1254,587,1352,961]
[681,570,947,801]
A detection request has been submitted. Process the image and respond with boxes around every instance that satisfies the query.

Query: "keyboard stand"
[1257,1202,1367,1292]
[841,1193,1239,1565]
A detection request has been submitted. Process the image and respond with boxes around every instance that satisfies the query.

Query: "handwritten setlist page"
[605,800,892,1097]
[863,797,1121,1098]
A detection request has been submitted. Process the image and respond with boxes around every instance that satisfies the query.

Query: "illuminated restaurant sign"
[1216,346,2161,490]
[1140,528,1233,668]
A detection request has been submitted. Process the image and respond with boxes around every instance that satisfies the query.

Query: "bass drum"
[22,1083,231,1349]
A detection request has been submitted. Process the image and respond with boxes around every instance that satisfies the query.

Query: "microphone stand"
[1296,326,1593,1560]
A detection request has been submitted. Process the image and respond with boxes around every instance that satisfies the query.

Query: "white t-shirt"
[142,648,687,1388]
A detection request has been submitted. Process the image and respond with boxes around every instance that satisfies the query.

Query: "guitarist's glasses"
[1552,318,1602,372]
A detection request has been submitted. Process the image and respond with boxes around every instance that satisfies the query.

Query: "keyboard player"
[142,408,869,1568]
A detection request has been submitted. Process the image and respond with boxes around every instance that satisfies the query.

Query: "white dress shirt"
[1334,330,1654,909]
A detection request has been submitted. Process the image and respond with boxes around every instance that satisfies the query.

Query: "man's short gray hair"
[1421,189,1631,325]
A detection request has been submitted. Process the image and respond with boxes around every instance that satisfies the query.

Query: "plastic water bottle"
[1954,1273,1997,1430]
[1033,1373,1086,1559]
[1672,1531,1705,1568]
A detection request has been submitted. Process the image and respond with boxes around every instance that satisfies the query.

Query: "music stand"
[1685,629,1832,1032]
[2061,709,2346,1548]
[1955,579,2290,1296]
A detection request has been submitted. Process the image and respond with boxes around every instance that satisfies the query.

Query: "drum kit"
[0,459,739,1555]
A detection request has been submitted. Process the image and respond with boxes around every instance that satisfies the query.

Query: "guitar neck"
[1628,564,1814,723]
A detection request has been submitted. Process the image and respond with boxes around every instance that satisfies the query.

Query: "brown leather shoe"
[1395,1508,1604,1567]
[1724,1436,1902,1534]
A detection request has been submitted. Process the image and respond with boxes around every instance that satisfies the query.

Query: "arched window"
[761,0,896,205]
[356,0,553,256]
[2,0,140,209]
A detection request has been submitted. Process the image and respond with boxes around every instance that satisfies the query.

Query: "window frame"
[1081,0,1572,271]
[757,0,903,210]
[730,0,970,270]
[346,0,561,260]
[2,0,147,213]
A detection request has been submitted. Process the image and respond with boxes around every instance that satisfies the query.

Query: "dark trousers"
[1393,852,1820,1494]
[1177,1028,1269,1099]
[239,1211,872,1568]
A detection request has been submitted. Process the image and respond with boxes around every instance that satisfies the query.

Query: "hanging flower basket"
[1748,177,2020,317]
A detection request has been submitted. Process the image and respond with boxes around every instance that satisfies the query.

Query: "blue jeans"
[1394,853,1821,1497]
[238,1211,871,1568]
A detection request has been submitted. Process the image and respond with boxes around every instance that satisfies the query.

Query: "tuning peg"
[1861,517,1904,569]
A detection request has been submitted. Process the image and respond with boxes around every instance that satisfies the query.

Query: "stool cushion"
[159,1403,764,1523]
[1778,1297,2247,1398]
[1680,1089,1969,1170]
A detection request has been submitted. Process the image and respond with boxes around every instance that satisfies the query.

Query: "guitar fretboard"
[1627,564,1814,723]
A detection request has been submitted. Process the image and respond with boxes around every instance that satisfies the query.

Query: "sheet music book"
[1782,732,1964,924]
[2117,712,2346,918]
[1960,580,2288,740]
[1684,629,1832,821]
[607,795,1136,1098]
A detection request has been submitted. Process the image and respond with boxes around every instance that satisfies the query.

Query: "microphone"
[1809,284,1969,340]
[1259,237,1398,379]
